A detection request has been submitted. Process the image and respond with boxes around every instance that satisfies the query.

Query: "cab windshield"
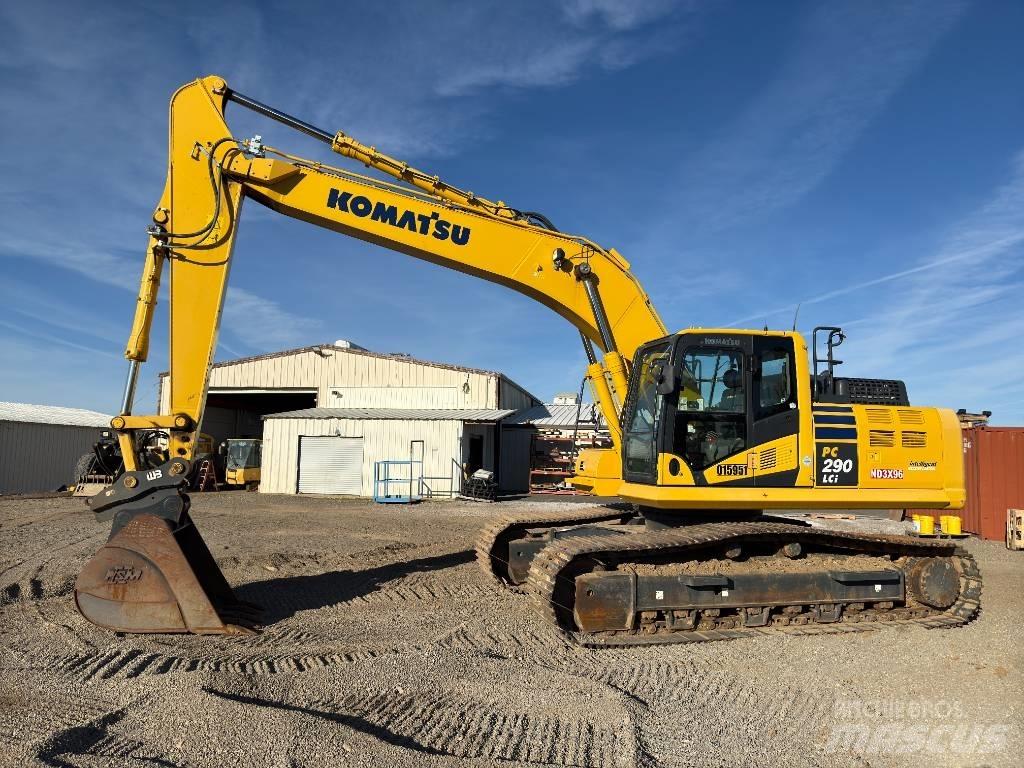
[674,347,747,470]
[226,440,260,469]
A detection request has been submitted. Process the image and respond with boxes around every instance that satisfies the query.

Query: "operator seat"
[718,368,744,412]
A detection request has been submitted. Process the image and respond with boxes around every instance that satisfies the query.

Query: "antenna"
[791,303,801,331]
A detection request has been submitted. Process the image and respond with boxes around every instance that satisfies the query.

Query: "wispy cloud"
[0,318,121,360]
[561,0,683,31]
[750,148,1024,418]
[731,149,1024,329]
[0,0,691,365]
[669,0,966,236]
[435,1,685,97]
[222,287,322,350]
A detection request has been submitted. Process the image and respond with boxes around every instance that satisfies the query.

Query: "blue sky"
[1,0,1022,422]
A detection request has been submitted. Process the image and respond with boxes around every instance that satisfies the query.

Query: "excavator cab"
[224,438,262,490]
[619,330,806,489]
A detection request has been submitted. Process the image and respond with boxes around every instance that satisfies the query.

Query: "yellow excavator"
[74,76,980,644]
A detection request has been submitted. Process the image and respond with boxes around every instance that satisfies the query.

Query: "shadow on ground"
[204,688,446,756]
[234,549,476,624]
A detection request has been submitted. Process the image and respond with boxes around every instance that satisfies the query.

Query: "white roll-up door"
[298,436,364,495]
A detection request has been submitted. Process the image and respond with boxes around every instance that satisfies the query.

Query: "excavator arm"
[75,75,665,634]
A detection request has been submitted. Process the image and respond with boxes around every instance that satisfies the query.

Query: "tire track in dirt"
[34,707,147,767]
[1,688,130,768]
[330,690,632,766]
[428,624,834,766]
[0,533,102,603]
[433,625,575,657]
[0,536,102,581]
[29,642,408,682]
[207,687,634,767]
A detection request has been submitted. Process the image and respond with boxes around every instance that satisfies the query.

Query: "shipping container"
[910,426,1024,541]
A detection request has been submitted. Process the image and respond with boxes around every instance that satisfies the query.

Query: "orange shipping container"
[911,426,1024,541]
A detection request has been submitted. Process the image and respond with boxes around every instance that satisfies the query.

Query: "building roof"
[503,402,602,427]
[158,343,542,407]
[0,401,111,428]
[161,343,498,379]
[264,407,515,422]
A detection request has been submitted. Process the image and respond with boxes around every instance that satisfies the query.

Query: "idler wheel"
[907,557,960,610]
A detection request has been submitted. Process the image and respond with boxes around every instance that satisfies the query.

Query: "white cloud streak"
[742,148,1024,420]
[670,0,967,236]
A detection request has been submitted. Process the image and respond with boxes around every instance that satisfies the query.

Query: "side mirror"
[652,361,676,395]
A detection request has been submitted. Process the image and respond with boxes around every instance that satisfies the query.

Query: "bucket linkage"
[75,458,261,634]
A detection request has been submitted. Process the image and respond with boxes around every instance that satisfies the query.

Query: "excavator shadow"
[233,549,476,625]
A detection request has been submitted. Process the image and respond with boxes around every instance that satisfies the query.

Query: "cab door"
[750,335,800,487]
[620,340,672,485]
[665,333,754,486]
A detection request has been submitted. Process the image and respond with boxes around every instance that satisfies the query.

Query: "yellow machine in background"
[223,438,261,490]
[72,76,980,643]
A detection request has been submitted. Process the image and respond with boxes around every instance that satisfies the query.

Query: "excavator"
[74,76,981,645]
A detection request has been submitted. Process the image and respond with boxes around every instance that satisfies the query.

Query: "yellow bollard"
[911,513,921,533]
[918,515,935,535]
[942,515,962,535]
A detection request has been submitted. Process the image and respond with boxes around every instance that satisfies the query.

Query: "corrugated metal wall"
[328,386,461,408]
[910,426,1024,541]
[261,417,464,496]
[961,427,1024,541]
[0,422,104,494]
[498,377,540,411]
[159,350,530,414]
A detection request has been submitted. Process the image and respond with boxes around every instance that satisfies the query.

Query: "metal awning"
[263,407,515,422]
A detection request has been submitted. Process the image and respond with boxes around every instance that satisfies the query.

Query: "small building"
[0,402,111,494]
[157,342,541,496]
[261,407,513,496]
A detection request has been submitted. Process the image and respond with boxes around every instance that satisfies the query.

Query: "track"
[525,520,982,646]
[475,505,637,586]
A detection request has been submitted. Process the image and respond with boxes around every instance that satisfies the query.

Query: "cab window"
[672,347,747,470]
[755,347,792,419]
[623,343,670,477]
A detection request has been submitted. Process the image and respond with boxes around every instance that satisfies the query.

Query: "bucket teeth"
[75,512,262,635]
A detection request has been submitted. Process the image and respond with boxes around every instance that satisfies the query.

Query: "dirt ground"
[0,493,1020,767]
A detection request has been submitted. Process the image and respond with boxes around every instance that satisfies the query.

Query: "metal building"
[157,342,539,445]
[261,408,513,497]
[156,342,540,495]
[0,402,111,494]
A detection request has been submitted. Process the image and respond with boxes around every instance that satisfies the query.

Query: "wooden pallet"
[1008,509,1024,551]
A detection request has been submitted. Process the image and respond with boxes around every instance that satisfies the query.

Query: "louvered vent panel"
[898,409,925,425]
[869,430,896,448]
[902,431,927,448]
[759,448,778,471]
[779,447,794,468]
[865,408,894,425]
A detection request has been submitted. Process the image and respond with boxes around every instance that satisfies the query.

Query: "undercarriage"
[476,508,981,647]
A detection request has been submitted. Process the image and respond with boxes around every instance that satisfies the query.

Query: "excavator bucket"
[75,460,261,635]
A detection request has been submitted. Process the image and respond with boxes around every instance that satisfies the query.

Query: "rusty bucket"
[75,461,260,635]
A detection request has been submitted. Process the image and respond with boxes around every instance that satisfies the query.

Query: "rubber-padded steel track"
[526,521,982,647]
[475,507,636,587]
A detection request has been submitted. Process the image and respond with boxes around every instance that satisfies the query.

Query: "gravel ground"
[0,493,1020,767]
